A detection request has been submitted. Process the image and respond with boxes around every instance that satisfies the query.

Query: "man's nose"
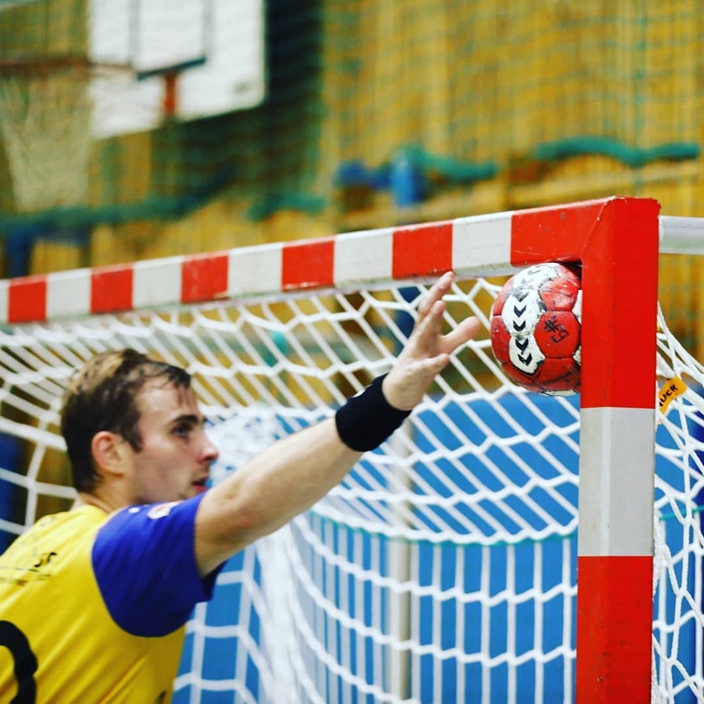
[201,435,219,463]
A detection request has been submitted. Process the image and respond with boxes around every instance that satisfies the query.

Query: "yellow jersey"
[0,495,219,703]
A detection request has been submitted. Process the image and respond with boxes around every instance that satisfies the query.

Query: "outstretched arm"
[194,272,481,575]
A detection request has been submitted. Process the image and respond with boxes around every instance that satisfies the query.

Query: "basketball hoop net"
[0,58,128,214]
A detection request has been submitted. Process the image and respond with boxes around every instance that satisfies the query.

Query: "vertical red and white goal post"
[1,195,704,702]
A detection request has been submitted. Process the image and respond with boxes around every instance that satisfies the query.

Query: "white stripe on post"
[452,213,515,276]
[578,406,656,557]
[0,281,8,324]
[227,243,283,299]
[46,269,91,319]
[334,228,394,287]
[133,257,183,308]
[659,216,704,255]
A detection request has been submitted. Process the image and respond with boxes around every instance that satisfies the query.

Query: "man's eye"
[173,425,192,437]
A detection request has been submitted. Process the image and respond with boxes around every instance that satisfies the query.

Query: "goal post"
[0,196,702,702]
[512,198,661,702]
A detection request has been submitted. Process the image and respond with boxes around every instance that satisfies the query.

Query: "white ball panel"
[543,387,575,397]
[572,289,582,323]
[502,288,543,335]
[508,334,544,374]
[511,263,561,290]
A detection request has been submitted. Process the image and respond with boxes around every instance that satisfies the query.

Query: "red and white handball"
[490,263,582,395]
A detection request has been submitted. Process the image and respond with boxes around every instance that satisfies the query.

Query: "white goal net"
[1,206,703,703]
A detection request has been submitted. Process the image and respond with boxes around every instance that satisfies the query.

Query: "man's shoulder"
[0,505,108,590]
[33,504,107,540]
[2,505,105,557]
[92,495,215,637]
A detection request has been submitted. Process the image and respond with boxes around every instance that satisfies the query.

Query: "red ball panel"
[490,317,511,364]
[535,358,581,393]
[539,274,579,311]
[533,311,580,358]
[500,362,542,392]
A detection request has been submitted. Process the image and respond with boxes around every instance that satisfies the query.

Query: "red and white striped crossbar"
[0,196,685,700]
[0,212,520,324]
[0,198,692,325]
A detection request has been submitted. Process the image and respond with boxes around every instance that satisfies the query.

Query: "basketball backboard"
[90,0,266,138]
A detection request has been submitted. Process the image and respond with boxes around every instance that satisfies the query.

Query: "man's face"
[126,379,219,504]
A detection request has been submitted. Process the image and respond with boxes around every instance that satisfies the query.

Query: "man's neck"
[73,492,121,514]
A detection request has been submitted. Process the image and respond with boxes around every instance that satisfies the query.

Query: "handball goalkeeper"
[0,272,479,703]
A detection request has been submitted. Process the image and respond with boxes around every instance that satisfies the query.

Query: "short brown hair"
[60,349,191,493]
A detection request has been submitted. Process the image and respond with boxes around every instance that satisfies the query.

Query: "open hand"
[382,271,481,411]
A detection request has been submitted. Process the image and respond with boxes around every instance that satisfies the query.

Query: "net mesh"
[0,275,702,702]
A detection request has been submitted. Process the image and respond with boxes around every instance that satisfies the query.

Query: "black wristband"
[335,374,411,452]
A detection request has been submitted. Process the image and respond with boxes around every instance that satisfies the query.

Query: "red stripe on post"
[576,555,653,703]
[509,199,610,267]
[8,276,47,323]
[181,252,229,303]
[281,238,335,290]
[91,266,134,314]
[392,222,453,279]
[579,199,659,409]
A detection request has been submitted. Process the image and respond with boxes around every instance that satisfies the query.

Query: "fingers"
[412,299,446,349]
[421,352,451,376]
[441,316,481,354]
[417,271,455,322]
[413,279,481,357]
[385,274,479,411]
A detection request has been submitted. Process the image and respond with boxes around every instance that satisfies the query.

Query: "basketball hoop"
[0,56,131,214]
[135,56,207,120]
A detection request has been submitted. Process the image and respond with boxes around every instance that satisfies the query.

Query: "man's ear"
[91,431,129,479]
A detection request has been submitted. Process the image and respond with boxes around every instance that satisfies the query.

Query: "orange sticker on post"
[658,377,687,414]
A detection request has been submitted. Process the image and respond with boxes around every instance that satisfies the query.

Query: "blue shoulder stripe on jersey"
[92,493,223,637]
